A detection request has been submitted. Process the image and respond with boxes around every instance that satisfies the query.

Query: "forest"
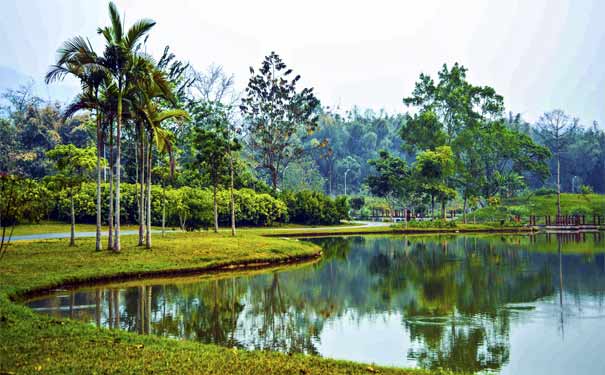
[1,1,604,251]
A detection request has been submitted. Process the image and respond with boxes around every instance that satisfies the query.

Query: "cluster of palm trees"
[45,2,188,252]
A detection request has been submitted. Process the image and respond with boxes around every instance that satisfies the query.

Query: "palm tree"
[127,54,185,249]
[46,36,107,251]
[97,2,156,252]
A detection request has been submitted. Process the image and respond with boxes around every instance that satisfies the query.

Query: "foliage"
[46,182,286,229]
[281,191,349,225]
[240,52,320,190]
[0,174,48,259]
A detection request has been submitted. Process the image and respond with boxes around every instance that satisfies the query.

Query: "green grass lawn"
[0,231,450,375]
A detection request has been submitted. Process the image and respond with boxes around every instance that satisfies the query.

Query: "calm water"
[27,233,605,374]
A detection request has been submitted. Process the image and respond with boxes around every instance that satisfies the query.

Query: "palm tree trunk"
[213,183,219,233]
[108,122,114,250]
[229,152,236,236]
[114,94,122,252]
[70,190,75,247]
[95,111,102,251]
[138,127,145,246]
[162,184,166,237]
[145,137,152,249]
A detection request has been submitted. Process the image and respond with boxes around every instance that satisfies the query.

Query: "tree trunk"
[556,156,562,217]
[107,123,114,250]
[162,185,166,237]
[229,153,236,237]
[70,191,75,247]
[114,94,122,252]
[271,168,278,192]
[463,195,467,224]
[213,183,219,233]
[145,138,152,249]
[138,126,145,246]
[430,194,435,219]
[95,111,102,251]
[441,199,446,219]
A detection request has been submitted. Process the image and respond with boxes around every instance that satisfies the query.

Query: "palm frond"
[108,2,123,43]
[124,19,156,50]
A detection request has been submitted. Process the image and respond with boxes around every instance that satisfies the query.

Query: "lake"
[27,233,605,374]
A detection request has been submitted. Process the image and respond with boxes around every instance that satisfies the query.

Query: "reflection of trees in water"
[27,233,605,373]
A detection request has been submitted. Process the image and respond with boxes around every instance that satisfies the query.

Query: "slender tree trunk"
[162,185,166,237]
[463,195,467,224]
[271,168,278,192]
[145,137,152,249]
[213,183,219,233]
[95,111,102,251]
[138,128,145,246]
[114,93,122,253]
[107,123,114,250]
[556,155,562,217]
[441,199,446,219]
[430,194,435,219]
[70,190,75,247]
[229,153,236,236]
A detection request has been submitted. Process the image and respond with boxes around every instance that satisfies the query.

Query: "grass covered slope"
[0,232,440,375]
[472,193,605,222]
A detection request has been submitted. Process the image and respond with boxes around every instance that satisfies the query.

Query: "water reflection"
[27,233,605,374]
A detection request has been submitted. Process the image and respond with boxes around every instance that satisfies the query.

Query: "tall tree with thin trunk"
[45,145,97,246]
[240,52,320,191]
[97,1,156,251]
[189,101,237,233]
[46,37,107,251]
[536,110,578,216]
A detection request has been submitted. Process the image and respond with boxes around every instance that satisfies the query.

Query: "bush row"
[45,183,349,228]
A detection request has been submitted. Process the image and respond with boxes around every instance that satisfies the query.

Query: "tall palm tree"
[46,36,107,251]
[97,2,156,252]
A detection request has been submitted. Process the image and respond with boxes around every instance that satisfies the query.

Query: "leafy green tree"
[240,52,320,191]
[45,145,97,246]
[190,102,238,233]
[0,174,47,261]
[413,146,456,218]
[367,150,411,222]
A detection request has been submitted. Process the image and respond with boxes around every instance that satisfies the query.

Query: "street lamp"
[344,168,351,195]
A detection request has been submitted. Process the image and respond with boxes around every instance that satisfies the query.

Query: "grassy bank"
[0,231,445,375]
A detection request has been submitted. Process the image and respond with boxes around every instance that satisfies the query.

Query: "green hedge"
[281,190,349,225]
[48,183,287,229]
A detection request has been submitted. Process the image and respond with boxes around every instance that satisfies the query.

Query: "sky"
[1,0,604,126]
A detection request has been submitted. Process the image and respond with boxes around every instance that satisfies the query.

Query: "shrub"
[281,191,349,225]
[46,182,288,228]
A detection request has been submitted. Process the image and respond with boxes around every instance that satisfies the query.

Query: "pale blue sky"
[1,0,604,126]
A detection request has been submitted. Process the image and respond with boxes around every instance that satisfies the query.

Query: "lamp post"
[344,168,351,195]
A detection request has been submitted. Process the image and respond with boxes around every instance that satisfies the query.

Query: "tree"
[46,37,107,251]
[97,1,157,251]
[240,52,320,191]
[0,174,47,261]
[536,110,578,216]
[190,102,239,233]
[367,150,411,223]
[413,146,456,219]
[45,145,97,246]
